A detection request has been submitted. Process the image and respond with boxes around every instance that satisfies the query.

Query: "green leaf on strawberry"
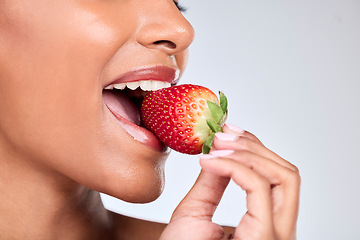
[206,119,222,133]
[207,100,224,123]
[202,132,215,154]
[220,91,228,114]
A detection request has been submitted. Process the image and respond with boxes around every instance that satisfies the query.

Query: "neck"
[0,146,113,240]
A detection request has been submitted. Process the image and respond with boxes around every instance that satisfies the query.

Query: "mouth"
[102,66,178,152]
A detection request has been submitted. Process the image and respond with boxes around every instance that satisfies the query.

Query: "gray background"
[102,1,360,239]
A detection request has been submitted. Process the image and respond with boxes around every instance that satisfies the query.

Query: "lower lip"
[105,104,167,152]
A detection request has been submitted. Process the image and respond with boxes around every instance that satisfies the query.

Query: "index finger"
[223,123,264,146]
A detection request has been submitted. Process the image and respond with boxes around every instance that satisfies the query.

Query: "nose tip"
[136,9,195,55]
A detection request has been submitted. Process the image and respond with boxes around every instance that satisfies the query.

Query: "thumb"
[171,168,230,222]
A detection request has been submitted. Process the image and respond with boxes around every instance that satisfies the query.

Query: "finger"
[209,150,301,239]
[222,124,297,172]
[218,150,296,186]
[200,155,273,226]
[221,150,300,214]
[209,150,300,210]
[223,123,264,146]
[213,132,298,172]
[170,169,230,222]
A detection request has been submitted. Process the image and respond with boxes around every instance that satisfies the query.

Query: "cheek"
[0,1,125,151]
[0,2,122,179]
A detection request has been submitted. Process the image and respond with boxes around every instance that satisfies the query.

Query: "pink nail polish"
[199,154,218,160]
[199,150,234,160]
[224,123,245,134]
[215,132,239,141]
[210,150,234,157]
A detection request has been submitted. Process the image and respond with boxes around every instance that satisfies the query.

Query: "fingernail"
[199,154,217,160]
[224,123,245,134]
[215,132,239,141]
[210,150,234,157]
[199,150,234,160]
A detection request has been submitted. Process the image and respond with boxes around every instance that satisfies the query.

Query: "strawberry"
[141,84,228,155]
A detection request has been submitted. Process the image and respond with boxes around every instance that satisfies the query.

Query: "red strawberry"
[141,84,228,155]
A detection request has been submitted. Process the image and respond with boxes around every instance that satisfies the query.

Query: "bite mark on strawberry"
[141,84,228,155]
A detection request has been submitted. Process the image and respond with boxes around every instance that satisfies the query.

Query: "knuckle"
[286,168,301,186]
[282,158,299,174]
[292,164,300,174]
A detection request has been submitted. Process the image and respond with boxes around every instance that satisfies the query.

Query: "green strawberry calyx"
[202,91,228,154]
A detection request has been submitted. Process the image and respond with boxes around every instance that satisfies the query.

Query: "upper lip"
[104,65,180,89]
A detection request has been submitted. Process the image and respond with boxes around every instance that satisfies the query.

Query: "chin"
[104,166,166,204]
[89,146,169,204]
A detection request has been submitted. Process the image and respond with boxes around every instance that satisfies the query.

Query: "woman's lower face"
[0,0,194,203]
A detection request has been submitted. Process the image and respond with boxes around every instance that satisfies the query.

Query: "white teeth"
[127,81,140,90]
[113,83,126,90]
[152,81,164,90]
[139,80,153,91]
[164,82,171,88]
[106,80,171,91]
[148,81,170,91]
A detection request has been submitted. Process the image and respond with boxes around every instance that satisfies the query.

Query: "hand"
[160,124,300,240]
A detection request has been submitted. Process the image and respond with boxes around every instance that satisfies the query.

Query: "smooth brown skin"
[0,0,300,239]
